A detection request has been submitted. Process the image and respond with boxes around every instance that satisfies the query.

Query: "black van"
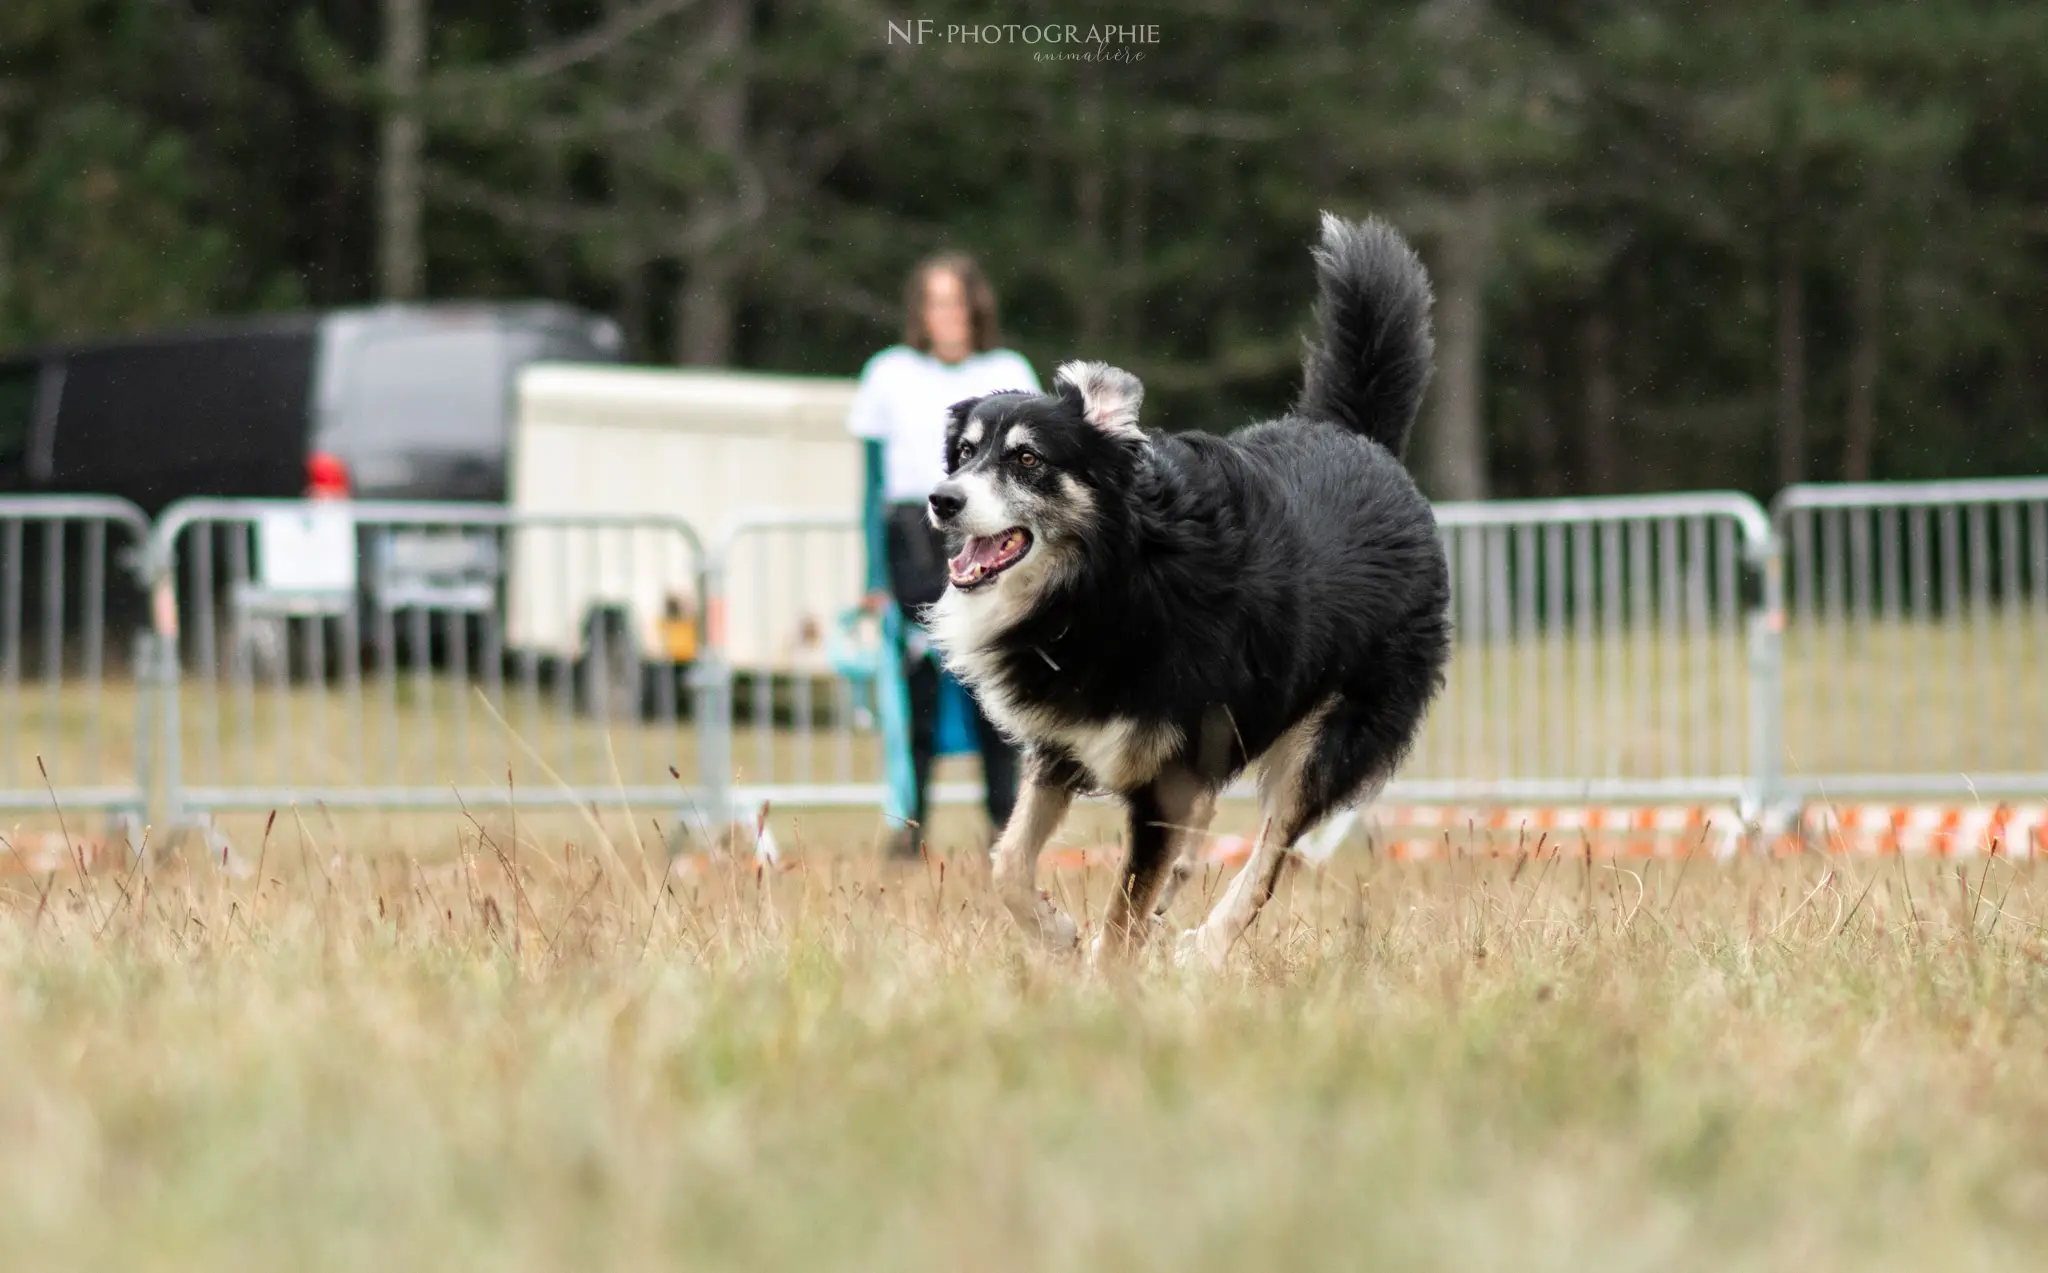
[0,302,622,513]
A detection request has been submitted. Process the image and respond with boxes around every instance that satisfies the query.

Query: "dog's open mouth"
[948,528,1032,589]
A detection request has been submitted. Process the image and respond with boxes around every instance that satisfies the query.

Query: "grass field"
[2,824,2047,1271]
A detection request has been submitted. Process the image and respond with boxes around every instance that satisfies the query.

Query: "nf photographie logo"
[886,19,1159,62]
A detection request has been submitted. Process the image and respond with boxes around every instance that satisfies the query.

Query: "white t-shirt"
[848,345,1041,502]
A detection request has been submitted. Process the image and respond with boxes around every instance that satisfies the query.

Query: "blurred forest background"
[3,0,2046,499]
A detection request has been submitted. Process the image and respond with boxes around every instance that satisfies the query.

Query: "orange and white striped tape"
[665,801,2048,875]
[1039,804,2048,868]
[1360,804,1749,861]
[1040,804,1753,869]
[0,833,117,875]
[1801,803,2047,858]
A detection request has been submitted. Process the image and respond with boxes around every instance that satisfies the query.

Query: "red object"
[305,451,351,499]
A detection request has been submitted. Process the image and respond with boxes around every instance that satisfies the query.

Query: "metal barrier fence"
[0,477,2040,846]
[0,495,153,829]
[1773,478,2048,799]
[706,513,902,810]
[702,495,1788,815]
[1415,494,1781,807]
[140,499,718,829]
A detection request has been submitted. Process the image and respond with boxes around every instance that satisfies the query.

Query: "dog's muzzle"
[928,483,965,526]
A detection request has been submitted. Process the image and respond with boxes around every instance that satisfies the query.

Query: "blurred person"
[849,252,1039,859]
[653,593,700,721]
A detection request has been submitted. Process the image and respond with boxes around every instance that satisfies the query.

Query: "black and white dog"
[925,214,1452,968]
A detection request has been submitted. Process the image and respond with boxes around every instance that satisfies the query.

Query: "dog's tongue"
[948,529,1029,586]
[950,534,1010,574]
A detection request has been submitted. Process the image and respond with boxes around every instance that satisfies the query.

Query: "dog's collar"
[1029,622,1071,672]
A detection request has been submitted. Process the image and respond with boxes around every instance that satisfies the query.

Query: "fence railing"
[1772,479,2048,799]
[0,477,2040,855]
[704,513,891,812]
[0,495,154,833]
[1413,493,1782,808]
[137,499,717,828]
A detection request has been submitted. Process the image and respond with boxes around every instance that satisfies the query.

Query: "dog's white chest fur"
[986,689,1183,793]
[929,562,1183,791]
[1035,715,1183,792]
[933,601,1179,794]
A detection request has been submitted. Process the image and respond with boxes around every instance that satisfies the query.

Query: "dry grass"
[0,819,2045,1272]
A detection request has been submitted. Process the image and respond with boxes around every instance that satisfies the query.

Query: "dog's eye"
[956,442,976,463]
[1015,449,1039,469]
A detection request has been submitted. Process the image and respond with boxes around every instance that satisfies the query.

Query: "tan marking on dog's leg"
[1092,770,1211,968]
[1183,700,1334,969]
[1181,817,1287,970]
[990,766,1076,950]
[1148,785,1219,923]
[1153,705,1238,924]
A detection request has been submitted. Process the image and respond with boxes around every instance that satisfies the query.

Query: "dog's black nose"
[928,484,965,523]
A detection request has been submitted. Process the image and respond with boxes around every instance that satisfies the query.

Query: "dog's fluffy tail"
[1294,213,1436,460]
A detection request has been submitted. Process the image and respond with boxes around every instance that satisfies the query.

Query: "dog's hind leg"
[1148,785,1220,925]
[991,752,1080,950]
[1151,704,1240,925]
[1184,675,1425,969]
[1093,768,1212,967]
[1181,698,1349,971]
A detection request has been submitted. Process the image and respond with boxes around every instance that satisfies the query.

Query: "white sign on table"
[254,506,357,597]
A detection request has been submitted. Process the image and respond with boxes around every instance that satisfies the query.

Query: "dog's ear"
[944,395,983,447]
[1054,361,1144,441]
[942,396,983,469]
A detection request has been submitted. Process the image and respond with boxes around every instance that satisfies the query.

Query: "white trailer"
[504,363,863,679]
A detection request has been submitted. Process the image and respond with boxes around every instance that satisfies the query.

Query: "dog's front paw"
[1006,889,1079,951]
[1040,904,1080,952]
[1173,924,1232,972]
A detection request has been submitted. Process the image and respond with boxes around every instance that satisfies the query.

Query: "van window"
[0,362,35,469]
[332,329,505,448]
[47,333,315,498]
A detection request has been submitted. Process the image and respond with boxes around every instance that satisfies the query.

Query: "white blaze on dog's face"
[923,364,1148,655]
